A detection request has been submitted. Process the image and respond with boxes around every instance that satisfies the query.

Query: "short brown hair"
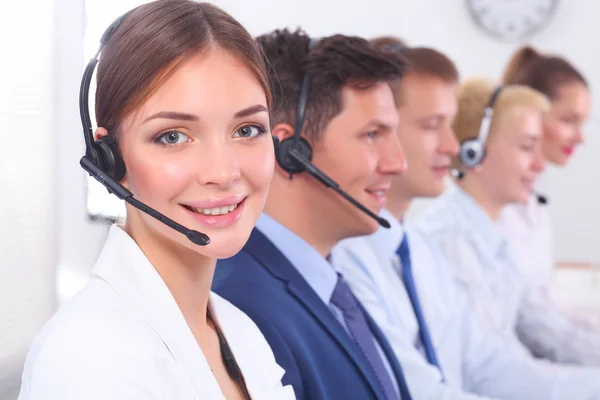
[258,29,408,142]
[502,46,587,100]
[370,36,408,53]
[371,38,459,104]
[96,0,270,141]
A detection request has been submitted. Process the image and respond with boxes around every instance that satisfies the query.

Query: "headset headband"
[79,10,133,161]
[292,37,320,142]
[477,85,503,145]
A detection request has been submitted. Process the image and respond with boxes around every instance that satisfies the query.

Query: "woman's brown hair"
[502,46,587,100]
[95,0,271,141]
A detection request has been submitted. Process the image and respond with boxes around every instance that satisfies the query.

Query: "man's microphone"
[287,148,391,229]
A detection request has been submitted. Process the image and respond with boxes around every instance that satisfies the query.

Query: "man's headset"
[452,86,547,205]
[79,11,279,248]
[275,37,391,228]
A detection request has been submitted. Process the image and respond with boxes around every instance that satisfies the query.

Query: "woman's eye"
[157,130,189,146]
[234,125,266,139]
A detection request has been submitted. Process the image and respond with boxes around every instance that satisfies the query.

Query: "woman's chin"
[188,229,251,260]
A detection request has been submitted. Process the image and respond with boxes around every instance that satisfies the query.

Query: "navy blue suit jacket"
[213,228,412,400]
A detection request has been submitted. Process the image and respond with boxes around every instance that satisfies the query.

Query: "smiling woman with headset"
[499,46,591,286]
[17,1,294,399]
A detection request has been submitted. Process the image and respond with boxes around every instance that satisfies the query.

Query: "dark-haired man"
[213,29,411,399]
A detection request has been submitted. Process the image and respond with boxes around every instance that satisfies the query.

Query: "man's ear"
[271,123,297,178]
[271,123,295,143]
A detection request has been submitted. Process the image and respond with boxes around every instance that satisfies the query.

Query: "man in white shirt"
[332,39,600,400]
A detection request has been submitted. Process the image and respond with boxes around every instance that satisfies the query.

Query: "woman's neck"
[125,218,216,337]
[456,178,505,222]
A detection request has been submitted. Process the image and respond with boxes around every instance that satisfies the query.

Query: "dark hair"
[370,36,408,53]
[96,0,271,141]
[502,46,587,100]
[257,28,408,141]
[396,47,458,83]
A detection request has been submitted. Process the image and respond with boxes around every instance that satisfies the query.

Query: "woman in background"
[499,46,600,366]
[18,1,294,399]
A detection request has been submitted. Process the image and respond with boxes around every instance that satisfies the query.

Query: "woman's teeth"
[194,204,238,216]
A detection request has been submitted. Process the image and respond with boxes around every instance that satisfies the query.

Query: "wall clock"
[466,0,559,41]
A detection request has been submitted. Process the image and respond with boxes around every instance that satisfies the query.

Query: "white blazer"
[18,225,295,399]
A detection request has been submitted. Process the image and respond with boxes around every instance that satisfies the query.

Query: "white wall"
[0,0,58,397]
[58,0,600,298]
[54,0,112,305]
[213,0,600,264]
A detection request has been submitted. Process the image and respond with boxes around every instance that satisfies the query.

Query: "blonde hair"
[453,77,551,149]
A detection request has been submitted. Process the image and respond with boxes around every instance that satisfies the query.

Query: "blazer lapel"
[244,228,387,399]
[93,226,222,399]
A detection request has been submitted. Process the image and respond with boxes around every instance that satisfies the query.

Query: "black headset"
[275,37,391,228]
[276,38,320,176]
[458,86,504,169]
[79,11,132,184]
[79,9,210,246]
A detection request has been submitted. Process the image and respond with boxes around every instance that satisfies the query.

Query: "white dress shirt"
[334,207,600,400]
[500,196,600,366]
[18,225,294,400]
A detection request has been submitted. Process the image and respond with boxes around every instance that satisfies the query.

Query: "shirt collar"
[363,208,405,259]
[446,184,508,257]
[255,213,338,305]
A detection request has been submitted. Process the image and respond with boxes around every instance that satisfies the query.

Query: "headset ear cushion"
[277,136,313,174]
[95,137,126,182]
[272,135,280,160]
[459,139,485,169]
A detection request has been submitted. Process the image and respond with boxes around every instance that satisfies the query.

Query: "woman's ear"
[94,127,109,141]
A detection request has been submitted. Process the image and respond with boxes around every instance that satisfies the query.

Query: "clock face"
[466,0,558,41]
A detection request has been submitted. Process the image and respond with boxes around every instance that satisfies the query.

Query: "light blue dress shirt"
[333,207,600,400]
[255,213,399,397]
[415,184,528,353]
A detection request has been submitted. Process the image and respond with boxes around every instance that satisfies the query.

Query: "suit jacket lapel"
[244,229,387,399]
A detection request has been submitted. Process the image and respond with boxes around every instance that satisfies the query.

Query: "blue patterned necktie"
[330,275,399,399]
[396,235,443,376]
